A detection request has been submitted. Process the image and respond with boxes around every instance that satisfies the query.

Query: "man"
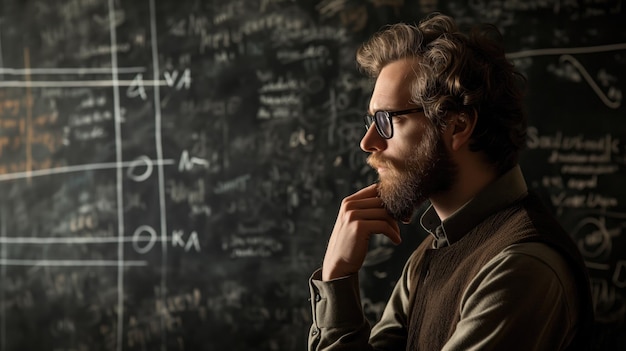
[308,13,593,350]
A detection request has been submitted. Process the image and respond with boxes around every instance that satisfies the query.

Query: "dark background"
[0,0,624,350]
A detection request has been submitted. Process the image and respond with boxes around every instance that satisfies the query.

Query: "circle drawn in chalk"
[127,155,153,182]
[133,225,157,254]
[574,217,611,259]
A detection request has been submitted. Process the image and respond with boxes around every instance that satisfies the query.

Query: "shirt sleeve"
[442,242,581,351]
[308,248,420,351]
[308,269,372,351]
[368,251,415,350]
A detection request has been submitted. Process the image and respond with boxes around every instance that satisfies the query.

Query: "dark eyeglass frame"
[363,107,424,139]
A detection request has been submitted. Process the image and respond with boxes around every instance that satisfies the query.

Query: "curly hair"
[356,13,527,175]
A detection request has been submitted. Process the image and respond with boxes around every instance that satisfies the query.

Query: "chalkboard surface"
[0,0,624,350]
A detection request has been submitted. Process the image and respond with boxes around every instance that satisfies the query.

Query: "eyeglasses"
[363,108,424,139]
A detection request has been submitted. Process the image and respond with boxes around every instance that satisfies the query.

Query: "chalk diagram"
[0,0,205,350]
[0,2,624,349]
[508,43,626,323]
[508,43,626,109]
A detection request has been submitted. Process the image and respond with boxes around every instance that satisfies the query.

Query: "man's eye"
[393,116,406,123]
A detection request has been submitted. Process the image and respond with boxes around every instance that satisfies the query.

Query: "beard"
[367,128,457,222]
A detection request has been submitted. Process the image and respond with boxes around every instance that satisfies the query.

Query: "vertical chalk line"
[0,40,4,329]
[0,22,4,80]
[148,1,169,350]
[23,48,33,183]
[107,1,125,350]
[0,206,6,351]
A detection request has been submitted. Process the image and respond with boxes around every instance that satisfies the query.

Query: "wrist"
[322,265,354,281]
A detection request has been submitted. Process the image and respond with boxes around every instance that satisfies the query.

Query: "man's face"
[361,58,457,221]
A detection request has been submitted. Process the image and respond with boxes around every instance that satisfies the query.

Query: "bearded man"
[308,13,594,351]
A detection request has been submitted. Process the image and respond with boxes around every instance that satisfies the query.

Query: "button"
[314,294,321,302]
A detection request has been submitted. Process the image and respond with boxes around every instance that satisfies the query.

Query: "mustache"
[367,154,398,170]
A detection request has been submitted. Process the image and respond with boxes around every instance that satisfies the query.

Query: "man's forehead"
[369,62,416,112]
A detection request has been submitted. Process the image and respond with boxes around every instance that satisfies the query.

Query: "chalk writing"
[1,1,624,350]
[171,230,201,252]
[214,174,251,194]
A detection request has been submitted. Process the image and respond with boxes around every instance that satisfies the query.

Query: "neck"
[430,162,499,221]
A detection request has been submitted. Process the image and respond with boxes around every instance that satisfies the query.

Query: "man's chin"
[394,207,417,224]
[376,171,428,222]
[379,191,425,223]
[385,198,426,223]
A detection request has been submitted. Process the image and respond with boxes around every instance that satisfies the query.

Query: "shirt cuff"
[309,268,365,328]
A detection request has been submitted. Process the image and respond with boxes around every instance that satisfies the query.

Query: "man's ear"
[451,112,476,151]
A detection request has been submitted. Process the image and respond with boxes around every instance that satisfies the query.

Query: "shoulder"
[493,242,578,289]
[462,242,580,324]
[449,242,584,350]
[474,241,578,291]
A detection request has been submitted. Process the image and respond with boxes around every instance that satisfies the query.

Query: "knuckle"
[340,197,355,209]
[344,209,357,222]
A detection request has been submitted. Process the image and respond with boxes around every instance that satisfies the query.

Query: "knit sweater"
[309,166,594,350]
[405,192,593,350]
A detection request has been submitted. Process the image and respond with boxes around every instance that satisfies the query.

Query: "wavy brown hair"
[356,13,527,175]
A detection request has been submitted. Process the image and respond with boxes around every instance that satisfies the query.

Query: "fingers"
[337,184,402,244]
[340,184,381,212]
[343,183,379,201]
[375,220,401,245]
[322,184,402,280]
[340,208,401,244]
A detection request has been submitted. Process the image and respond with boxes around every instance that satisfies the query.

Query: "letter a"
[127,73,147,100]
[176,69,191,90]
[185,231,201,252]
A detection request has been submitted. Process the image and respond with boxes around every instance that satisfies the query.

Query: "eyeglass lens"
[375,111,392,138]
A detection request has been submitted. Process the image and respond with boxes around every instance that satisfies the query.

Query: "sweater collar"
[420,165,528,247]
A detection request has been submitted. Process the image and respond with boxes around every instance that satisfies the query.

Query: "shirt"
[308,166,585,350]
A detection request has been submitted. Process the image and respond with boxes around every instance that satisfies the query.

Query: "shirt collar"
[420,165,528,247]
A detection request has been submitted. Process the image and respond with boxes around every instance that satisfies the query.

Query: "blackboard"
[0,0,624,350]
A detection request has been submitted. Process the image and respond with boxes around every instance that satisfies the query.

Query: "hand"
[322,184,401,281]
